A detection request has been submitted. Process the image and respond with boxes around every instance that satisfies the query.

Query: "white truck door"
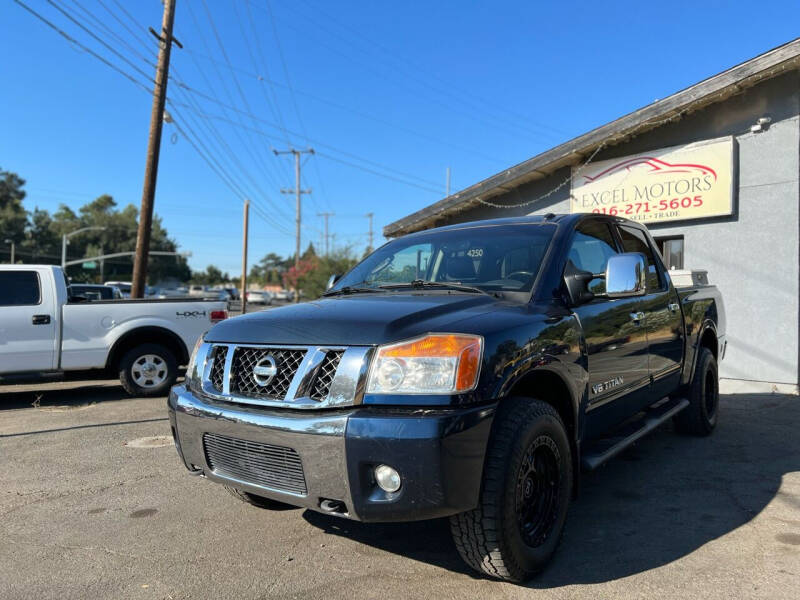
[0,269,58,373]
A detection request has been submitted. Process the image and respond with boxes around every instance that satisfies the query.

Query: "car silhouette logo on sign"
[253,355,278,387]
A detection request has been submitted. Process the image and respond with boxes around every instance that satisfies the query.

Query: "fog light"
[374,464,401,493]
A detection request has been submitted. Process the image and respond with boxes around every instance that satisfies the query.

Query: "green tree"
[0,169,28,260]
[288,247,359,300]
[23,208,59,262]
[191,265,229,285]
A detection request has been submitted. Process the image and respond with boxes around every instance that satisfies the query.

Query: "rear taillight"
[210,310,228,323]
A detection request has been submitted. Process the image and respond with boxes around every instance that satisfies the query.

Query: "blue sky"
[2,0,798,274]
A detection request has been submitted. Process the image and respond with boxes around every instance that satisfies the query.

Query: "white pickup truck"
[0,265,228,396]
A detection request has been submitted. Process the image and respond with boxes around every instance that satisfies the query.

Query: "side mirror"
[605,253,647,298]
[326,274,340,291]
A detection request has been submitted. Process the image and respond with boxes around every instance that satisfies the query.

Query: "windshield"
[333,224,555,294]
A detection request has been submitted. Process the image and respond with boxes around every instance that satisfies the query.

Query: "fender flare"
[105,325,189,370]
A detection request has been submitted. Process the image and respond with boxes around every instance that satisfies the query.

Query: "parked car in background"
[245,290,271,305]
[169,214,725,581]
[188,285,207,297]
[69,284,124,301]
[103,281,155,298]
[272,289,290,302]
[223,287,240,301]
[1,265,228,396]
[104,280,131,298]
[156,288,190,299]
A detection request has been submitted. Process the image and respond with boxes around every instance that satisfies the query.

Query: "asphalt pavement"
[1,380,798,599]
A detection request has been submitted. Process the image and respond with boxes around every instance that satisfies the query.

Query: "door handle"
[630,311,645,325]
[32,314,51,325]
[668,302,680,313]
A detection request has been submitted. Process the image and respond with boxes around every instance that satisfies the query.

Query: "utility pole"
[365,212,374,251]
[131,0,180,298]
[317,212,334,256]
[240,199,249,314]
[446,166,451,196]
[4,239,14,264]
[61,226,107,268]
[274,148,314,268]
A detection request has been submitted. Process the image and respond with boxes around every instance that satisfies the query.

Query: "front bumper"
[168,385,495,522]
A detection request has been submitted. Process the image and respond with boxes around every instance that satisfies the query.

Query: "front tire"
[118,343,177,397]
[674,347,718,436]
[450,398,573,582]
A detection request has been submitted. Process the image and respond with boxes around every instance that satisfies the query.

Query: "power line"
[178,2,292,223]
[44,0,155,84]
[258,0,564,145]
[199,0,283,188]
[185,1,286,199]
[234,0,290,149]
[13,0,296,242]
[96,0,295,234]
[169,95,446,193]
[103,0,158,58]
[67,0,155,67]
[293,0,569,139]
[260,0,331,212]
[178,47,510,166]
[167,101,294,236]
[11,0,152,93]
[244,0,291,148]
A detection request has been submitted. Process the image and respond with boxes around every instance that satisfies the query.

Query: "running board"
[581,397,690,470]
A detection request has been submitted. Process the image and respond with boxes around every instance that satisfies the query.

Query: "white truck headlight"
[367,334,483,395]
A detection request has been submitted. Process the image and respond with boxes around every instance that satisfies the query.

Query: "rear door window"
[0,271,42,306]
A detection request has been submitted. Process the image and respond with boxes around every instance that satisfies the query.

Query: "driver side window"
[566,221,618,294]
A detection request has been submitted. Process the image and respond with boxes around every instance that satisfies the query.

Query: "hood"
[205,293,501,345]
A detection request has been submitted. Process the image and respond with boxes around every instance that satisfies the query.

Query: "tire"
[118,343,177,397]
[450,398,573,582]
[223,485,295,510]
[673,347,718,436]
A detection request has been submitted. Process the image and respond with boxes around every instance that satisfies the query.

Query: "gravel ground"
[1,380,799,599]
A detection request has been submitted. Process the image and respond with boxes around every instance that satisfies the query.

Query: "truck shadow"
[302,394,800,586]
[0,378,167,411]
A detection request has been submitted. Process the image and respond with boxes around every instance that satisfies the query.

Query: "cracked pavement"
[1,379,799,599]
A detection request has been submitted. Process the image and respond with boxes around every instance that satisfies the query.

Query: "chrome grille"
[230,347,306,400]
[203,433,307,495]
[310,351,344,401]
[198,343,370,409]
[209,346,227,392]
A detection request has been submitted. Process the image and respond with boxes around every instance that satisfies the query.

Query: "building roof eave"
[383,38,800,238]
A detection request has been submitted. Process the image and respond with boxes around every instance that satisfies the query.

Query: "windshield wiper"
[379,279,493,296]
[322,284,385,297]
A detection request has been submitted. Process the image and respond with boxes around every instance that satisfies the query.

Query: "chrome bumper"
[168,384,496,522]
[169,385,357,517]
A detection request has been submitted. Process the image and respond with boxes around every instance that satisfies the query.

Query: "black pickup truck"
[168,213,725,582]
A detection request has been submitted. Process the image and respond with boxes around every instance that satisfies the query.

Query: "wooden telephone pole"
[274,148,314,268]
[131,0,179,298]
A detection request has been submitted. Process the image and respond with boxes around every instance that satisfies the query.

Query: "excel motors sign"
[570,137,735,224]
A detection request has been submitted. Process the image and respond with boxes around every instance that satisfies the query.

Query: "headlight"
[185,336,207,390]
[367,334,483,395]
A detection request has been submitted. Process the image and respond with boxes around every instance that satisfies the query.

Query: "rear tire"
[674,347,718,436]
[223,485,295,510]
[450,398,572,582]
[118,343,177,397]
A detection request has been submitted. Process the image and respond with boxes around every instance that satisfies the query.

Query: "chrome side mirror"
[326,274,340,291]
[605,253,646,298]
